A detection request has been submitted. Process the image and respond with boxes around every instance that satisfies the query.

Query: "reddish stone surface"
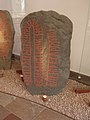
[46,29,60,87]
[21,19,60,88]
[0,10,14,69]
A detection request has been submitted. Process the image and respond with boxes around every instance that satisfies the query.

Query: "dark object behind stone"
[0,10,15,70]
[70,71,90,86]
[21,10,73,95]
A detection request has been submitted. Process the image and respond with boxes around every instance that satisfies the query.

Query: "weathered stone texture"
[0,10,15,69]
[21,10,73,95]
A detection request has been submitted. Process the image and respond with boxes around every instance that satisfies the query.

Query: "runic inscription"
[21,10,73,95]
[22,19,44,86]
[22,19,60,87]
[47,29,60,87]
[0,10,14,70]
[0,11,13,58]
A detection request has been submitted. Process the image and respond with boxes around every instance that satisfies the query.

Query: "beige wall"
[0,0,12,12]
[0,0,90,74]
[80,12,90,76]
